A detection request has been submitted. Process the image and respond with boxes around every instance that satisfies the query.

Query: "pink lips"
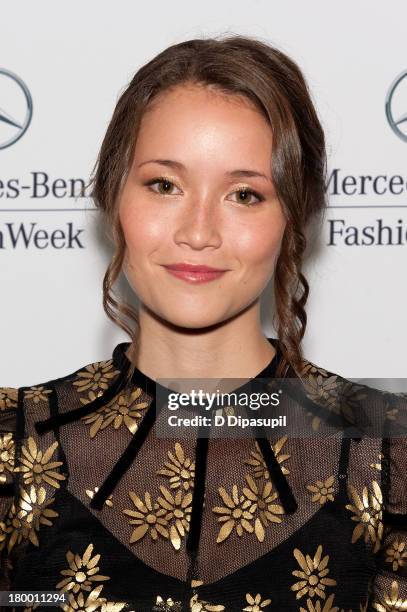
[162,263,228,284]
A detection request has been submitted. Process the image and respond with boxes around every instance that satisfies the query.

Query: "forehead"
[134,84,273,163]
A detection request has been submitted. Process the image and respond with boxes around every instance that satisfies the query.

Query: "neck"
[125,303,276,382]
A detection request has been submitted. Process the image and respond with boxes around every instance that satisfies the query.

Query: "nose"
[173,195,222,250]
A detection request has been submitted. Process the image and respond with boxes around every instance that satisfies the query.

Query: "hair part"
[88,33,328,381]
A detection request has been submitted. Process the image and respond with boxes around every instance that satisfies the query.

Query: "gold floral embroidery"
[385,407,398,421]
[6,485,59,551]
[243,592,272,610]
[245,436,290,478]
[306,476,335,505]
[72,360,119,395]
[55,543,127,612]
[0,519,10,550]
[123,486,192,550]
[291,544,337,600]
[0,387,17,410]
[86,486,114,507]
[299,592,350,611]
[60,585,106,612]
[223,405,236,417]
[61,586,127,612]
[213,483,256,543]
[56,542,110,593]
[345,480,383,553]
[303,375,340,431]
[156,485,192,550]
[189,593,225,611]
[80,387,149,437]
[16,437,66,488]
[300,362,331,378]
[123,491,170,543]
[382,393,400,423]
[23,386,52,404]
[152,580,209,612]
[0,432,15,484]
[243,474,284,541]
[305,375,340,409]
[385,538,407,571]
[372,579,407,610]
[303,376,366,431]
[213,472,285,544]
[153,595,182,611]
[370,453,383,471]
[156,442,195,491]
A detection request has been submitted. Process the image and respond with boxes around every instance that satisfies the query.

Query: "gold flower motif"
[345,480,383,553]
[305,379,367,431]
[0,387,17,410]
[370,453,383,471]
[303,375,340,431]
[291,544,337,600]
[243,592,272,610]
[123,490,170,544]
[23,386,52,404]
[80,387,149,437]
[0,432,15,483]
[306,476,335,505]
[100,602,127,612]
[372,579,407,610]
[153,595,182,611]
[79,390,104,405]
[385,538,407,571]
[56,542,110,594]
[245,436,290,478]
[72,360,119,395]
[6,485,59,551]
[0,519,11,551]
[156,442,195,491]
[212,483,256,543]
[16,437,66,488]
[385,408,399,421]
[156,485,193,550]
[299,592,348,612]
[300,363,331,378]
[60,584,105,612]
[189,593,225,611]
[243,474,285,541]
[85,487,113,507]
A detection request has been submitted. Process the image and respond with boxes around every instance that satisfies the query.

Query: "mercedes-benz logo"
[385,69,407,143]
[0,68,33,150]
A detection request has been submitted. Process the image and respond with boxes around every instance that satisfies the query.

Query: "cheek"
[119,200,166,262]
[236,219,286,271]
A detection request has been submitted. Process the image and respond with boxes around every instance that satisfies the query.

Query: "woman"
[0,35,406,612]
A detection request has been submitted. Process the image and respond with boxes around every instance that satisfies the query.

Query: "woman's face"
[118,83,287,329]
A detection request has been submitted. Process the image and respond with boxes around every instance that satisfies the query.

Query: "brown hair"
[89,33,327,380]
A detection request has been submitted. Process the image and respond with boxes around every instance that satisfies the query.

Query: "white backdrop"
[1,0,406,388]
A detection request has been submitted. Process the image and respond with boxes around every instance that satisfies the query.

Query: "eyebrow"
[137,159,272,183]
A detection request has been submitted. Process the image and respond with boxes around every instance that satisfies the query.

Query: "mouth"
[162,264,228,284]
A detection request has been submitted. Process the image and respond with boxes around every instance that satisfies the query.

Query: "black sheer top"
[0,337,406,611]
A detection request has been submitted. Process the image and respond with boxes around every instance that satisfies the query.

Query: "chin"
[154,307,229,331]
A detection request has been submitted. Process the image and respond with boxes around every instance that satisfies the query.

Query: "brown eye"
[230,188,263,206]
[144,177,181,196]
[156,179,174,194]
